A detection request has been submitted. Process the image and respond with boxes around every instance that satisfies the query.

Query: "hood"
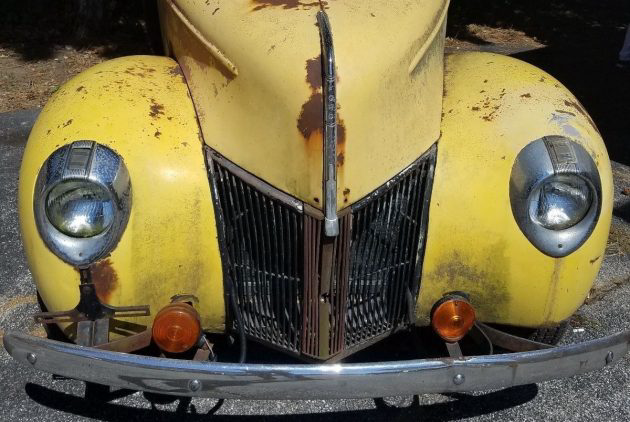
[160,0,448,209]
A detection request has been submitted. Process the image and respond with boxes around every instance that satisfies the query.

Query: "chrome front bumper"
[4,330,629,400]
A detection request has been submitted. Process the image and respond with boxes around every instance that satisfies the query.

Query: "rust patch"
[298,92,323,140]
[298,55,324,141]
[342,188,350,203]
[337,118,346,145]
[251,0,324,11]
[124,65,156,79]
[298,54,346,164]
[124,67,145,78]
[90,259,119,303]
[337,152,345,166]
[168,65,187,83]
[306,55,323,90]
[482,111,498,122]
[149,98,165,119]
[563,99,598,132]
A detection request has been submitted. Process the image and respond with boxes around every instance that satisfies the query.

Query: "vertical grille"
[301,216,321,356]
[210,157,304,353]
[344,161,430,348]
[208,147,435,360]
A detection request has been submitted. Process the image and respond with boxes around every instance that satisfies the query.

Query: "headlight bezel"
[34,141,131,267]
[509,136,602,258]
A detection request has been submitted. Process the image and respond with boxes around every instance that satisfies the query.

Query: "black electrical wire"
[228,278,247,363]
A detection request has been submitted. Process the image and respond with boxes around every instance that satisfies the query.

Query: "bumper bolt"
[189,379,202,392]
[453,374,465,385]
[26,353,37,364]
[605,351,614,365]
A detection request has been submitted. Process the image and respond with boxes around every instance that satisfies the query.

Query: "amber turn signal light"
[152,302,201,353]
[431,298,476,343]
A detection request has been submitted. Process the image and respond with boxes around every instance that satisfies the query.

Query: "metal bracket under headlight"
[34,141,131,266]
[509,136,602,257]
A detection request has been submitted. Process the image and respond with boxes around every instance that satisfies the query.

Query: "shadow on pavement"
[0,0,159,60]
[448,0,630,166]
[25,382,538,421]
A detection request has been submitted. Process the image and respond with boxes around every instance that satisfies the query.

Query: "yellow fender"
[416,52,613,327]
[18,56,226,335]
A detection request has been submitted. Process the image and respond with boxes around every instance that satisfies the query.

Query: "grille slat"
[208,147,435,360]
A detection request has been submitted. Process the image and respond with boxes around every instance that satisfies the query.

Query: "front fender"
[18,55,225,334]
[416,52,613,327]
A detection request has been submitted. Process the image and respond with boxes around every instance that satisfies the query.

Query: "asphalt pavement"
[1,111,629,421]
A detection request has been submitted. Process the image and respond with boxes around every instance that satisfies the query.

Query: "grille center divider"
[206,146,436,361]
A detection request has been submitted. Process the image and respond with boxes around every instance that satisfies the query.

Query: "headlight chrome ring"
[510,136,601,257]
[34,141,131,266]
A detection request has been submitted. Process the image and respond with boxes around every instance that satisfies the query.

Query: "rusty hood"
[160,0,448,209]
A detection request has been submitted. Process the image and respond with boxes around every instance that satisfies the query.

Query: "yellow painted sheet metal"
[19,56,225,334]
[416,52,613,327]
[161,0,448,210]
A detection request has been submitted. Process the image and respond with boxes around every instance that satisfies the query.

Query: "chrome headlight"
[34,141,131,266]
[510,136,601,257]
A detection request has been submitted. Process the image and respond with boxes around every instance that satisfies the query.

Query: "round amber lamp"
[431,298,476,343]
[152,302,201,353]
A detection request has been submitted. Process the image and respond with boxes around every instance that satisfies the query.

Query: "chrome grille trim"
[206,146,436,360]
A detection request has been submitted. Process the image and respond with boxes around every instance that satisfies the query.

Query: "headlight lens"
[46,180,115,238]
[529,175,592,230]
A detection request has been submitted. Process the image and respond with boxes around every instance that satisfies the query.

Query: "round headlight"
[34,141,131,266]
[529,175,592,230]
[510,136,602,257]
[46,180,115,238]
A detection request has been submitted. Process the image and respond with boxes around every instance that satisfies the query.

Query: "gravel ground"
[0,118,629,421]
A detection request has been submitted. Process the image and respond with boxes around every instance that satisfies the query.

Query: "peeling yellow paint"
[161,0,448,210]
[417,52,613,327]
[19,56,225,334]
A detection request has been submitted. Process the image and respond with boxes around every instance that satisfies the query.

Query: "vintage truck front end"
[4,0,629,399]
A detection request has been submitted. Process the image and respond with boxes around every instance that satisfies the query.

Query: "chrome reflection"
[530,175,592,230]
[3,329,629,399]
[46,180,115,238]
